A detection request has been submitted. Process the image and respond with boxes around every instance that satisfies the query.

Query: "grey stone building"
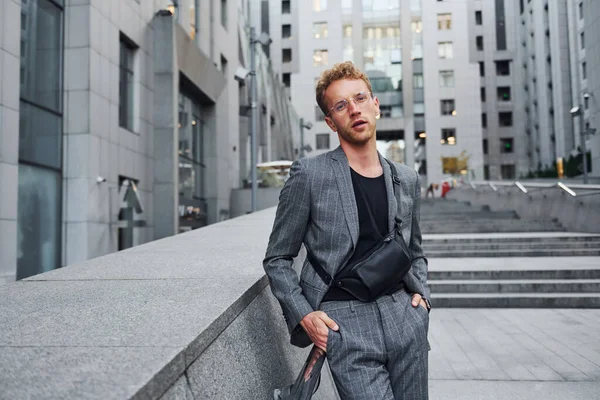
[259,0,484,186]
[581,0,600,178]
[467,0,527,180]
[0,0,298,285]
[515,0,599,178]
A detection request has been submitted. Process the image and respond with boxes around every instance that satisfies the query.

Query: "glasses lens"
[334,100,347,114]
[355,92,369,103]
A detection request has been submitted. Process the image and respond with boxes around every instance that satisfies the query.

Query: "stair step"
[429,269,600,280]
[429,279,600,293]
[426,249,600,257]
[430,293,600,308]
[423,236,600,244]
[423,242,600,251]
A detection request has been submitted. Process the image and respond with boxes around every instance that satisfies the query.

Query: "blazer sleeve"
[263,160,314,333]
[409,170,431,301]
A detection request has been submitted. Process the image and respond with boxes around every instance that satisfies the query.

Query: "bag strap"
[308,158,400,286]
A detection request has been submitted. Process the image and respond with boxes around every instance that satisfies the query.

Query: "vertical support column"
[153,13,179,238]
[0,0,21,285]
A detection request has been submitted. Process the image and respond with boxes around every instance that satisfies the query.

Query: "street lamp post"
[299,118,313,158]
[249,28,271,212]
[570,104,589,184]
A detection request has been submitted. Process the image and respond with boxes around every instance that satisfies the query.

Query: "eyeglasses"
[327,91,373,116]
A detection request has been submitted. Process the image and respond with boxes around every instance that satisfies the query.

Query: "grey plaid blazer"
[263,146,430,347]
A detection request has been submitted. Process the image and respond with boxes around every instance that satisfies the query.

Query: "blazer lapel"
[330,147,359,248]
[379,152,399,232]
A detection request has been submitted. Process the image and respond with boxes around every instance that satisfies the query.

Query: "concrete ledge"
[0,209,338,399]
[447,184,600,233]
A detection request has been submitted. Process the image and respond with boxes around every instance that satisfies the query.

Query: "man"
[263,61,430,399]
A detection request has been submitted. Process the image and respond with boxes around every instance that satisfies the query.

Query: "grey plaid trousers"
[321,289,429,400]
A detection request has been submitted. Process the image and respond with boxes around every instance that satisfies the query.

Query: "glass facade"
[361,0,402,118]
[16,165,62,279]
[178,91,208,232]
[17,0,64,279]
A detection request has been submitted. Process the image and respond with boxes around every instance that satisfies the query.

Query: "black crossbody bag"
[308,159,412,302]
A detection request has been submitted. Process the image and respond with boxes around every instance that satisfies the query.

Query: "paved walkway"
[428,308,600,399]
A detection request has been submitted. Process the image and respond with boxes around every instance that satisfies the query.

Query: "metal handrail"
[464,180,600,198]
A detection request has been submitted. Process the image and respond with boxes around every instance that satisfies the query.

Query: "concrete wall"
[62,0,157,265]
[0,0,20,285]
[230,187,282,218]
[447,183,600,234]
[0,209,339,399]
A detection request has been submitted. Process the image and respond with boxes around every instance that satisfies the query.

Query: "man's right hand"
[299,311,339,352]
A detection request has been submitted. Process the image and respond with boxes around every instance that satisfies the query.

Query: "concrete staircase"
[421,199,600,308]
[422,234,600,257]
[420,199,565,234]
[429,265,600,308]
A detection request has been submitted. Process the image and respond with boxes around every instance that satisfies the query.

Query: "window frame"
[119,33,137,132]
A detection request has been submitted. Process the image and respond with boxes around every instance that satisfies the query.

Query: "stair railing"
[465,181,600,198]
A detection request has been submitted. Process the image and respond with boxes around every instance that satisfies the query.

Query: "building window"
[438,42,454,59]
[282,0,290,14]
[585,96,590,110]
[316,133,330,149]
[282,73,291,88]
[313,0,327,12]
[441,99,456,116]
[581,32,585,49]
[476,36,484,51]
[499,112,513,126]
[495,0,507,50]
[313,22,328,39]
[411,20,423,33]
[496,60,510,75]
[482,113,487,128]
[483,139,488,154]
[582,62,587,79]
[313,49,328,66]
[484,165,490,180]
[17,0,65,280]
[439,70,454,87]
[481,87,486,102]
[315,105,325,121]
[413,73,424,88]
[178,92,208,231]
[501,164,516,180]
[441,128,456,145]
[497,86,511,101]
[437,13,452,30]
[221,0,227,29]
[475,10,482,25]
[342,0,352,12]
[119,34,136,131]
[500,138,514,153]
[479,61,485,77]
[344,25,352,37]
[413,102,425,115]
[579,2,584,19]
[282,48,292,63]
[282,24,291,38]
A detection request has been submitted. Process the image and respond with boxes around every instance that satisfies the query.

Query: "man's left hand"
[411,293,428,311]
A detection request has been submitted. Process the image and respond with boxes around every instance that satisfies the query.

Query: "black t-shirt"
[323,168,404,302]
[345,168,388,267]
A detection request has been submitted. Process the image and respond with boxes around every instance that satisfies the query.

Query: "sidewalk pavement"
[428,308,600,399]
